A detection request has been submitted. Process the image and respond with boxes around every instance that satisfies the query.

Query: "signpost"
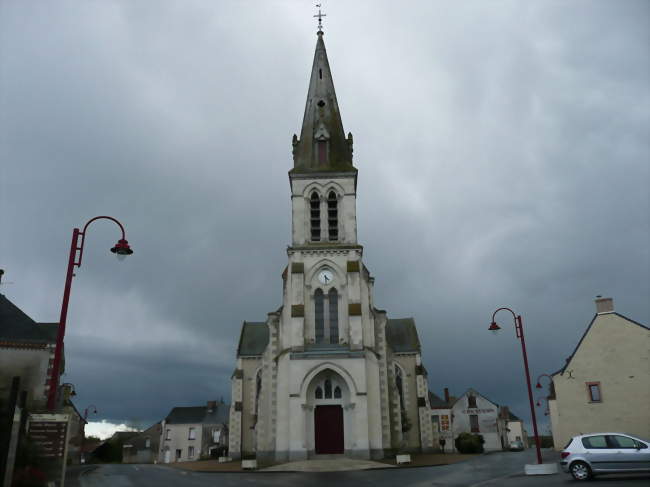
[27,413,70,487]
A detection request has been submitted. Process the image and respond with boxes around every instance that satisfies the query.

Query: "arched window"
[315,386,323,399]
[334,386,342,399]
[328,288,339,344]
[327,191,338,241]
[314,289,324,343]
[324,379,332,398]
[310,192,321,241]
[395,365,405,411]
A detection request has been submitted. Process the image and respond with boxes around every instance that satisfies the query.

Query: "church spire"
[291,31,355,173]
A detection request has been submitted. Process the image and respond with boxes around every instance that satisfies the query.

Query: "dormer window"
[327,191,338,241]
[310,192,321,241]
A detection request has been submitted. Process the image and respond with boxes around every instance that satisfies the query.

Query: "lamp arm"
[77,216,128,267]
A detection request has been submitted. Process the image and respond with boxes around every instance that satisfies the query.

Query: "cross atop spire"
[313,4,326,32]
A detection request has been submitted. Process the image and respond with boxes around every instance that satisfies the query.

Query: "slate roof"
[237,321,269,357]
[386,318,421,353]
[428,391,450,408]
[165,402,229,425]
[0,294,58,344]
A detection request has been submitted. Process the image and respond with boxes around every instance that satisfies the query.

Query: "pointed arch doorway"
[308,371,348,455]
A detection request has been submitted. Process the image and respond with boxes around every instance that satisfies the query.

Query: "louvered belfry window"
[310,192,321,241]
[327,191,338,241]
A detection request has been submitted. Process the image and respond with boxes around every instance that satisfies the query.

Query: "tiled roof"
[237,322,269,357]
[386,318,421,353]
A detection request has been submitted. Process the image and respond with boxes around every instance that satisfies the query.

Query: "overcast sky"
[1,0,648,434]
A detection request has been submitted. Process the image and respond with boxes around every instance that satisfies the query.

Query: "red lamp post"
[47,216,133,410]
[489,307,543,465]
[80,404,98,464]
[535,374,552,390]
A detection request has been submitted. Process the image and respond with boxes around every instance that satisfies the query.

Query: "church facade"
[228,30,434,461]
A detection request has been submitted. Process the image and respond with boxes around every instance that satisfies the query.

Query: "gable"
[556,312,649,376]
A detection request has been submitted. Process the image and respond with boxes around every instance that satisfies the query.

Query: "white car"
[560,433,650,481]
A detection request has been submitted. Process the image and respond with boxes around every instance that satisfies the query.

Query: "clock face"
[318,269,334,285]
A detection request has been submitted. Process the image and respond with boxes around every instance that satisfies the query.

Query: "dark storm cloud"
[1,0,648,430]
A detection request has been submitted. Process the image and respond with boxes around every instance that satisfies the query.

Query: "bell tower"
[284,29,369,353]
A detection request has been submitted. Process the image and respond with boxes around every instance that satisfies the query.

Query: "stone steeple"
[291,31,355,174]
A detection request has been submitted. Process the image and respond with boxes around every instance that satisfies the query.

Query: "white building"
[430,388,525,452]
[159,401,228,463]
[228,29,434,462]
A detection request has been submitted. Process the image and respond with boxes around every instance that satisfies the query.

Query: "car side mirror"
[636,443,647,450]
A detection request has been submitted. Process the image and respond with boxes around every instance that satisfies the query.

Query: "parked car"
[509,440,524,451]
[560,433,650,481]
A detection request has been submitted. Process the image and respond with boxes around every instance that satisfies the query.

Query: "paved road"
[75,450,649,487]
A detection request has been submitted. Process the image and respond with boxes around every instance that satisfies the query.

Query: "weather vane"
[314,4,326,32]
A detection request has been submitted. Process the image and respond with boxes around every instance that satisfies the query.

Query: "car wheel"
[570,461,592,481]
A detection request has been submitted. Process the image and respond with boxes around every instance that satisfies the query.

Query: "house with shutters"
[227,28,434,462]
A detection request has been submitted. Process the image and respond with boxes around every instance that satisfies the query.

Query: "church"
[228,27,434,461]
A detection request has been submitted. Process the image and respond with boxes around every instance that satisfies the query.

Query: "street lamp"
[80,405,98,464]
[489,307,543,465]
[535,374,552,390]
[47,216,134,410]
[535,397,550,416]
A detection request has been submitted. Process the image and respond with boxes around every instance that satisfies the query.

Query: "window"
[395,365,405,411]
[175,449,182,460]
[213,429,221,443]
[255,369,262,417]
[582,435,608,449]
[587,382,601,402]
[324,379,332,398]
[334,386,341,399]
[611,435,637,449]
[315,289,325,342]
[310,192,321,241]
[188,427,196,440]
[145,437,150,448]
[314,287,339,344]
[327,191,338,241]
[166,429,171,440]
[318,140,327,164]
[328,288,339,343]
[432,415,440,432]
[467,395,477,409]
[470,414,479,432]
[315,386,323,399]
[188,446,195,458]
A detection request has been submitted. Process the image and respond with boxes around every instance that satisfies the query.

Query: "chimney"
[595,296,614,314]
[444,388,450,404]
[207,400,217,412]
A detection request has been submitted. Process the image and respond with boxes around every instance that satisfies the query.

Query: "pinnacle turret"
[291,32,355,174]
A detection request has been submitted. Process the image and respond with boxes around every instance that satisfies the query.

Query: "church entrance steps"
[260,458,394,472]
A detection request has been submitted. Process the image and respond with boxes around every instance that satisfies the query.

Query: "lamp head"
[488,321,501,334]
[536,400,541,407]
[535,382,542,389]
[111,239,133,261]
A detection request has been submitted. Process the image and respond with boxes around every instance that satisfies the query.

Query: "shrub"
[454,433,485,453]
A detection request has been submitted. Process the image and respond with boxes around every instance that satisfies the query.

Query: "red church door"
[314,405,344,454]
